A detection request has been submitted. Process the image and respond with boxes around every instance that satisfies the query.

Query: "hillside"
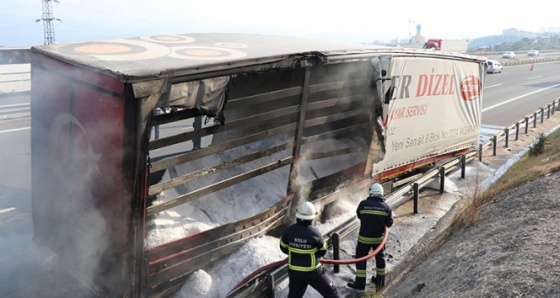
[383,171,560,298]
[469,32,560,52]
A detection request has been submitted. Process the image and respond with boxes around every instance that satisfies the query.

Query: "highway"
[0,60,559,297]
[479,61,560,135]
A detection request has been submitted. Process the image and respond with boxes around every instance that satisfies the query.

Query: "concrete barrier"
[0,64,31,94]
[500,54,560,66]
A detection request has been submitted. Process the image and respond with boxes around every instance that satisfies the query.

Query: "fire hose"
[320,226,388,265]
[228,227,388,295]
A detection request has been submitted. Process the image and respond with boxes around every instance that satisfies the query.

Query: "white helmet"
[369,183,384,196]
[295,202,318,220]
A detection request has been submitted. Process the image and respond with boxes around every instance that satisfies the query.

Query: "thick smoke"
[24,104,121,296]
[0,121,110,297]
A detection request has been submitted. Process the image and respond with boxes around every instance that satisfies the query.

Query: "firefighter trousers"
[352,242,386,287]
[287,266,339,298]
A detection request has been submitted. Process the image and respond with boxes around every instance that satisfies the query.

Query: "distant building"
[412,24,425,43]
[405,24,425,46]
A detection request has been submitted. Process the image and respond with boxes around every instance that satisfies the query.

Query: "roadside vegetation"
[469,32,560,53]
[487,131,560,194]
[498,34,560,52]
[461,130,560,225]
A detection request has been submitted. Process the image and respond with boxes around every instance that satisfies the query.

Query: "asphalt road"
[480,60,560,131]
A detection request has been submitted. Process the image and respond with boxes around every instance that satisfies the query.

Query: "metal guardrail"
[478,99,560,160]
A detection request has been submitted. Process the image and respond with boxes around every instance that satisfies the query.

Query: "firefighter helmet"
[369,183,384,196]
[295,202,318,220]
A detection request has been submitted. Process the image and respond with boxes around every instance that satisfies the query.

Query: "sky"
[1,0,559,47]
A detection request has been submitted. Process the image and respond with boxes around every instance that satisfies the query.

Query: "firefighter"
[347,183,393,291]
[280,201,340,298]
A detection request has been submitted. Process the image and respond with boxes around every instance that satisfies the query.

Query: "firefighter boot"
[347,279,366,291]
[373,275,385,291]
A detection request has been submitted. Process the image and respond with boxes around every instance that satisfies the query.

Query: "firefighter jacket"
[356,195,393,245]
[280,221,327,272]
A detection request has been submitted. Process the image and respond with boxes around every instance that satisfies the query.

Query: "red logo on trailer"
[459,75,481,101]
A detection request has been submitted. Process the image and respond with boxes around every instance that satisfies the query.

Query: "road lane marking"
[482,83,560,113]
[485,83,502,89]
[0,103,30,108]
[527,76,543,80]
[0,126,30,134]
[0,207,16,215]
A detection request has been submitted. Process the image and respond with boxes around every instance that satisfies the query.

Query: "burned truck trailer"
[30,34,486,297]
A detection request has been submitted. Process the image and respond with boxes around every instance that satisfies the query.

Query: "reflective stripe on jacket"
[356,195,393,244]
[280,222,327,272]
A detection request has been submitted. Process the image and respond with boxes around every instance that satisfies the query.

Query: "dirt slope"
[383,171,560,298]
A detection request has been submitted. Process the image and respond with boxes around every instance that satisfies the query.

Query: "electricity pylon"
[36,0,60,45]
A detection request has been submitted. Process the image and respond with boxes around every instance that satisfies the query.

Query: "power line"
[63,2,187,32]
[0,2,37,11]
[0,21,38,31]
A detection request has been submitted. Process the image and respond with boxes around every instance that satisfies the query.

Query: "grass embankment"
[462,130,560,225]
